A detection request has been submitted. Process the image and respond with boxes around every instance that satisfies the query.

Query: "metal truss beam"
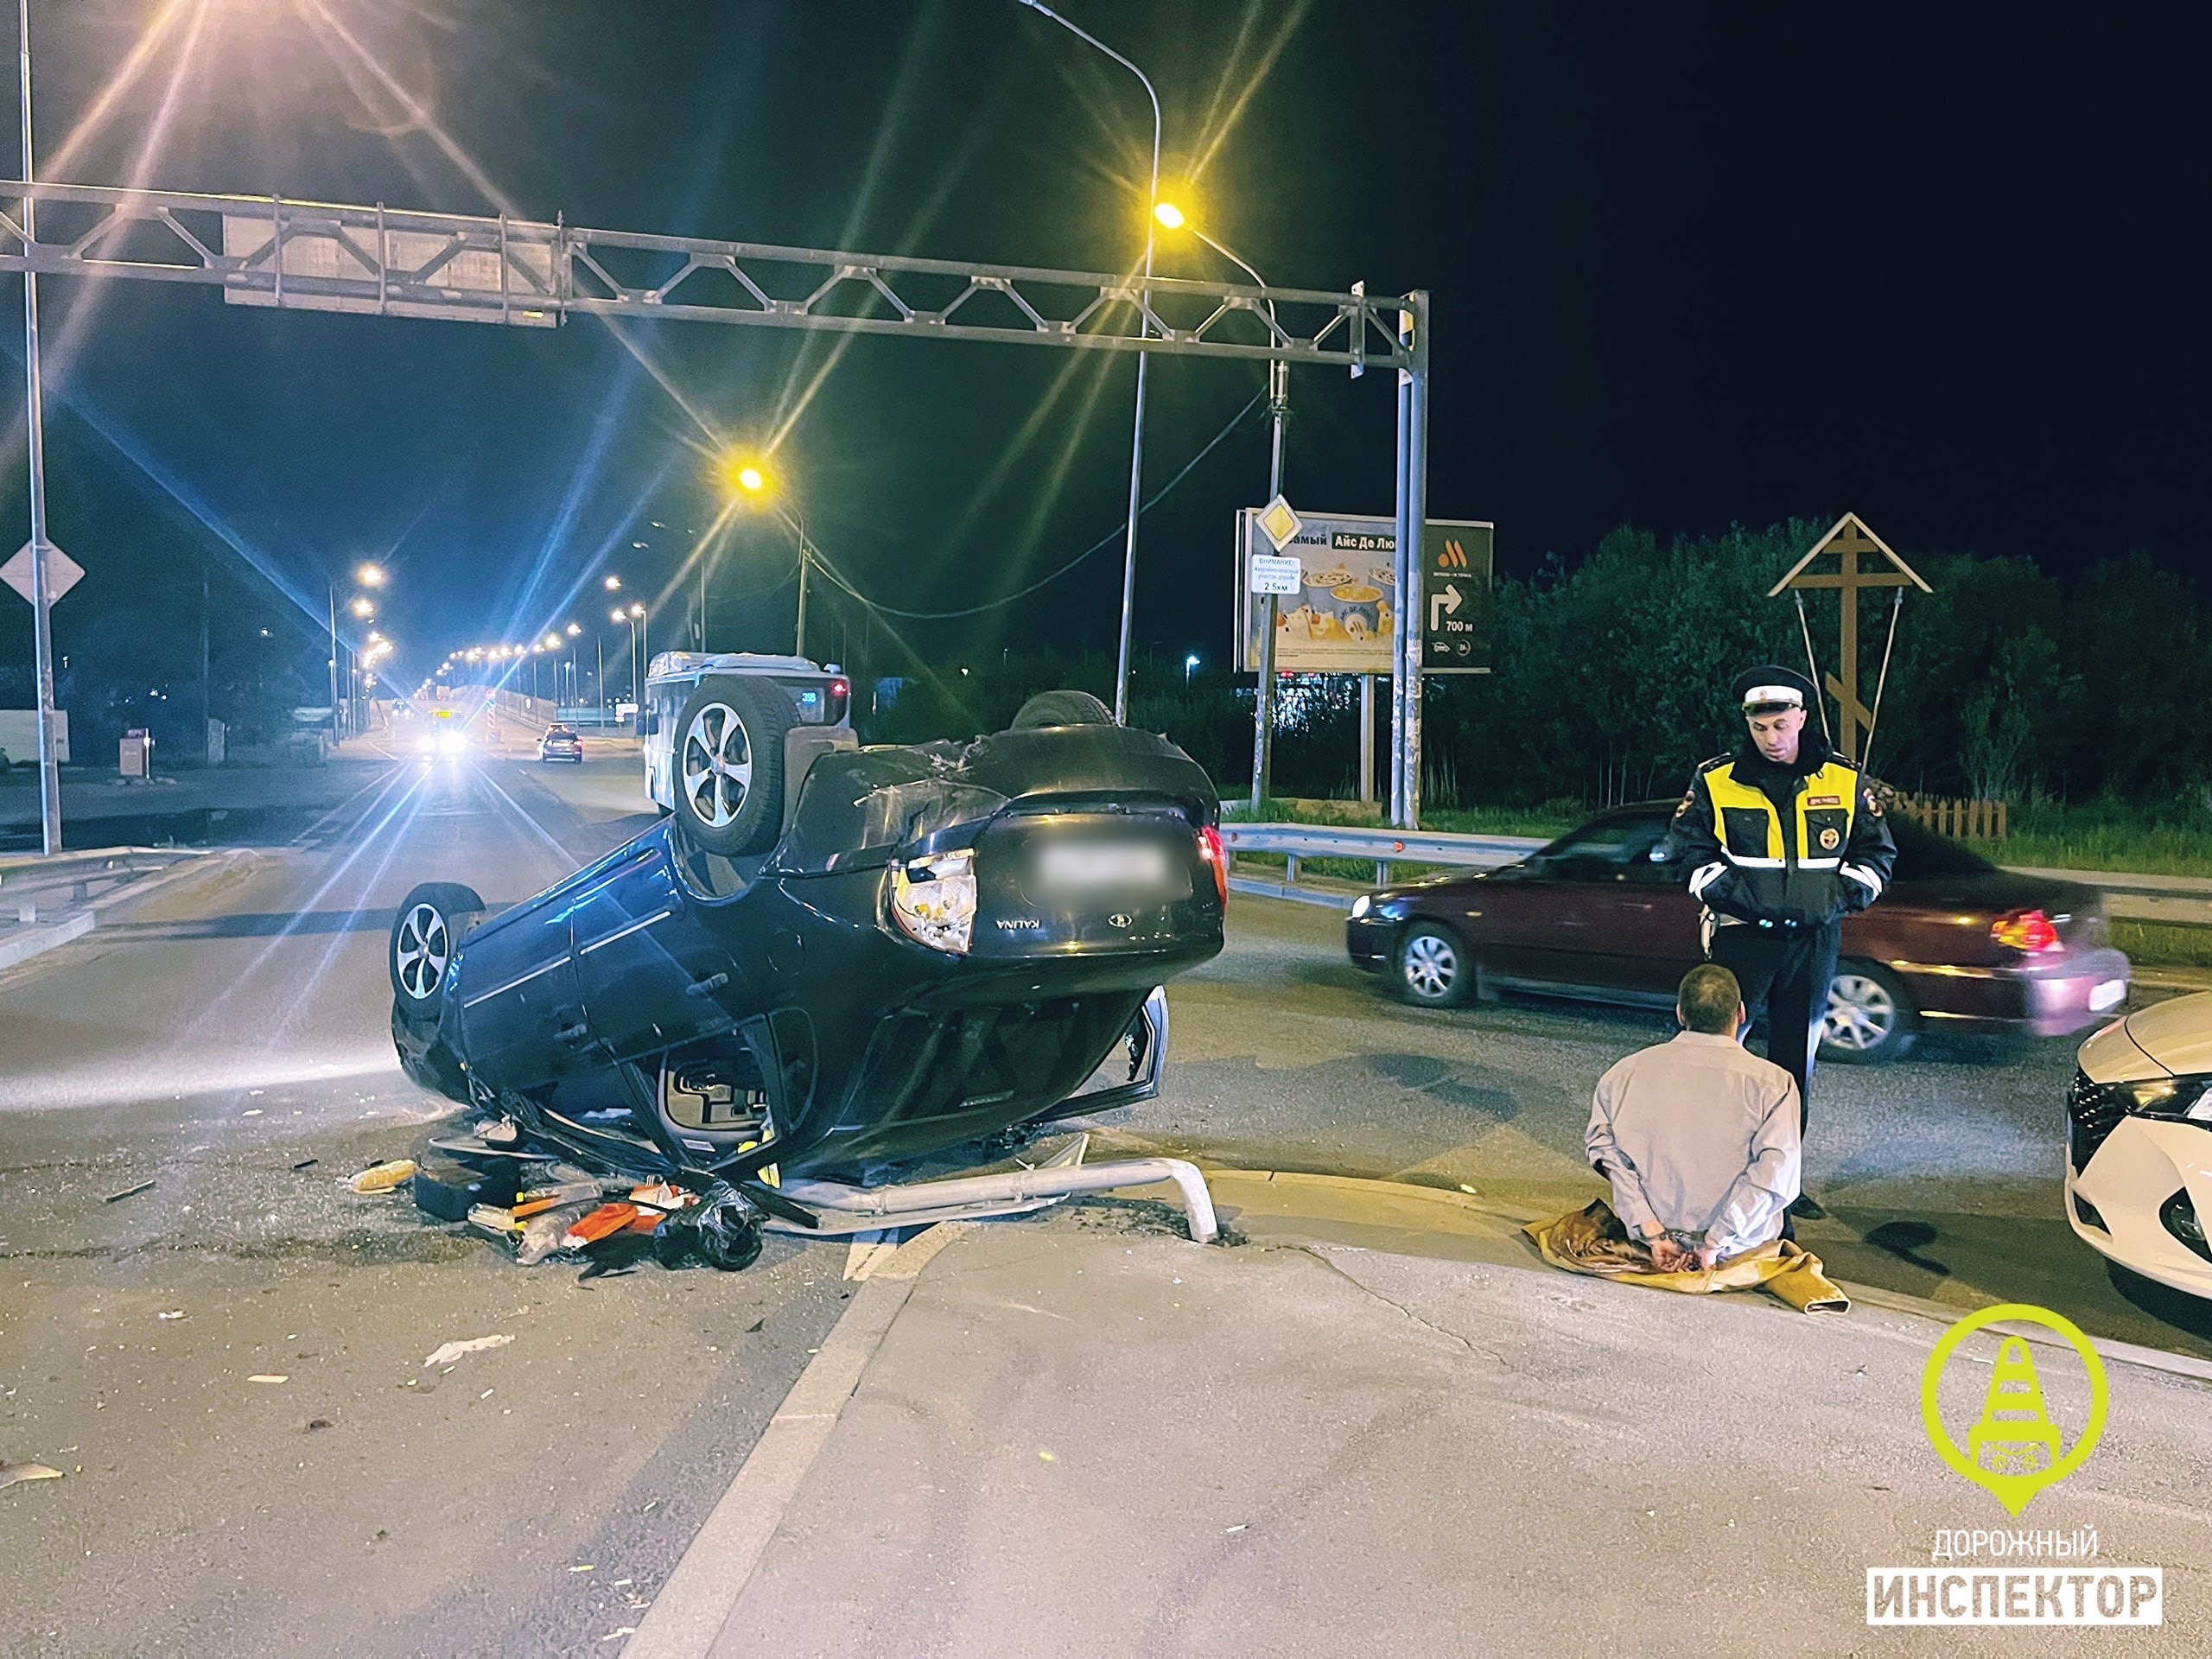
[0,180,1411,372]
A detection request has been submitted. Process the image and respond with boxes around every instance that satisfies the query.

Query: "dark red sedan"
[1345,803,2131,1062]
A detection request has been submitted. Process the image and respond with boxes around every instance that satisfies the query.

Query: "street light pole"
[1177,228,1289,815]
[327,584,341,745]
[794,507,809,659]
[16,0,59,852]
[1015,0,1158,724]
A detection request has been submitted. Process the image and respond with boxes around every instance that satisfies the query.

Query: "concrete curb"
[622,1223,969,1659]
[0,908,94,970]
[0,849,250,976]
[1108,1165,2212,1386]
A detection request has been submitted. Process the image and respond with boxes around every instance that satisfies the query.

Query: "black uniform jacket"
[1669,734,1897,929]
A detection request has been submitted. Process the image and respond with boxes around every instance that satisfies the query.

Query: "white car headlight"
[891,849,976,955]
[1351,894,1371,919]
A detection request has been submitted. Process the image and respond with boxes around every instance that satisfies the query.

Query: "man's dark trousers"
[1708,919,1840,1131]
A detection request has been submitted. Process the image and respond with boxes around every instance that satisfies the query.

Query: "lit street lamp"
[1015,0,1160,726]
[728,459,816,658]
[1185,652,1199,683]
[1155,200,1291,810]
[327,563,387,742]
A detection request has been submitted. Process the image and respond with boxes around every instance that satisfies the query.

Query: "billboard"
[1235,510,1493,674]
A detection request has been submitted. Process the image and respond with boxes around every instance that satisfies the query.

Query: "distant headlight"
[890,849,976,955]
[1351,894,1372,919]
[437,729,467,756]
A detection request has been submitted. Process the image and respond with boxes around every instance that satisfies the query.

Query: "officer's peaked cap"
[1732,665,1817,714]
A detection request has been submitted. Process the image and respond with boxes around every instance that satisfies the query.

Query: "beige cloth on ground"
[1526,1198,1849,1314]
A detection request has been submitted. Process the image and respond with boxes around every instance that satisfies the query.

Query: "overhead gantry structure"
[0,179,1437,825]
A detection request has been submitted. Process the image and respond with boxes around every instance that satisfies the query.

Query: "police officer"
[1669,666,1896,1216]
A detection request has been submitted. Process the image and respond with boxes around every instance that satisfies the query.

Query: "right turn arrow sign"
[1427,582,1463,632]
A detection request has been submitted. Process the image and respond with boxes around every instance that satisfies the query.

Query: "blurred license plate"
[2089,979,2126,1012]
[1035,841,1171,891]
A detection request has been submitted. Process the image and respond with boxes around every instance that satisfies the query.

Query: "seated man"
[1585,963,1802,1272]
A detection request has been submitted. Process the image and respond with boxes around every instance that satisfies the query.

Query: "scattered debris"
[518,1200,601,1266]
[422,1334,513,1369]
[569,1564,595,1573]
[0,1461,64,1490]
[103,1179,155,1205]
[746,1319,765,1333]
[305,1419,332,1432]
[1224,1523,1247,1533]
[156,1310,186,1322]
[601,1630,637,1643]
[247,1375,289,1385]
[348,1159,416,1196]
[563,1203,641,1249]
[291,1158,320,1172]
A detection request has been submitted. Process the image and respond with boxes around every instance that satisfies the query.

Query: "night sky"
[2,0,2207,701]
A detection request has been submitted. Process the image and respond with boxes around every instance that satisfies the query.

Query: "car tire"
[389,881,486,1020]
[1820,959,1916,1064]
[671,677,794,856]
[1010,689,1115,730]
[1395,922,1472,1008]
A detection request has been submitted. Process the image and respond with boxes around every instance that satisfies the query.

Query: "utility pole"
[1249,359,1288,811]
[17,0,60,852]
[794,509,810,660]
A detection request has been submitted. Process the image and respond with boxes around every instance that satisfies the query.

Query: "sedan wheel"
[394,903,450,1001]
[1820,963,1916,1064]
[1397,924,1471,1007]
[681,702,753,831]
[389,880,486,1021]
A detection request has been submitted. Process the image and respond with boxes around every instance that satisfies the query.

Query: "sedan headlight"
[891,849,976,955]
[2083,1073,2212,1122]
[1351,894,1371,919]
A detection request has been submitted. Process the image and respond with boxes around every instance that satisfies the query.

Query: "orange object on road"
[561,1202,640,1247]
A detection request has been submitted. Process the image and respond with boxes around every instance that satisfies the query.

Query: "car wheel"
[1396,923,1471,1007]
[671,677,794,856]
[1010,689,1115,730]
[1820,960,1916,1064]
[389,881,486,1020]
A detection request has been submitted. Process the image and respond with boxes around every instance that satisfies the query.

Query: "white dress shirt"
[1586,1029,1802,1259]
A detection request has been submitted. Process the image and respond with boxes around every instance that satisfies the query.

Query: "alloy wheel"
[1402,931,1459,1001]
[393,902,452,1001]
[1823,972,1897,1053]
[680,702,753,830]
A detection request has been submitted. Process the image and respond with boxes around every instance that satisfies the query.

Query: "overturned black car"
[388,688,1225,1247]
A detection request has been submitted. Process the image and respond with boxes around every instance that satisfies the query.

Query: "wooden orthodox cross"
[1768,513,1932,763]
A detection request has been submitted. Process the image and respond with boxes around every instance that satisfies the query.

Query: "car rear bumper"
[1897,946,2132,1038]
[2067,1116,2212,1300]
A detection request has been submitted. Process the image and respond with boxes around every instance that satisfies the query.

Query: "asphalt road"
[1102,893,2212,1363]
[0,730,852,1659]
[4,723,2209,1655]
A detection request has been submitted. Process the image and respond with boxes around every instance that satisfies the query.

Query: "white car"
[2066,990,2212,1297]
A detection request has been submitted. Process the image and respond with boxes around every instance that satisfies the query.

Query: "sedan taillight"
[891,849,976,954]
[1197,824,1228,909]
[1993,908,2063,953]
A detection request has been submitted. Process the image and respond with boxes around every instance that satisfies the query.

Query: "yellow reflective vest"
[1669,746,1896,928]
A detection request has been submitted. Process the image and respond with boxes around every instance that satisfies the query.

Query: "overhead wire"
[805,385,1268,620]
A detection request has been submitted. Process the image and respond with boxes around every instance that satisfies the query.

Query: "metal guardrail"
[0,847,203,907]
[1218,823,1546,887]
